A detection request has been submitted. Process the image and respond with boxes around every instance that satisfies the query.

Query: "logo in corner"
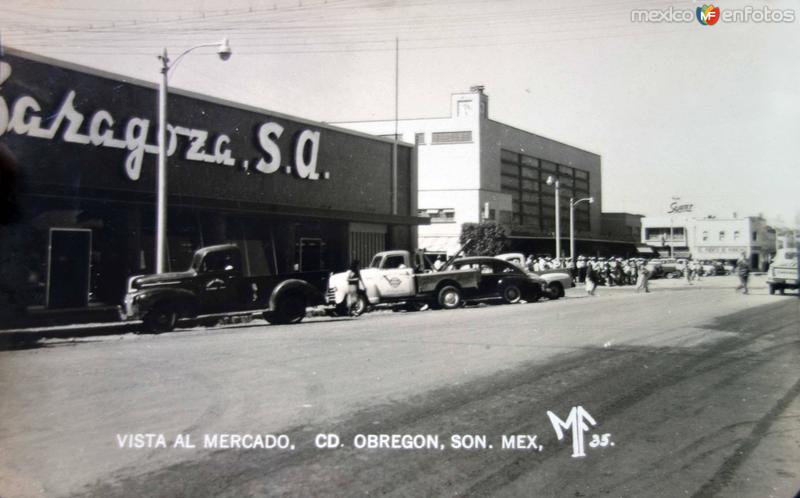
[697,4,720,25]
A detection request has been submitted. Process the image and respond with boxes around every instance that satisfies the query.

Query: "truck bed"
[415,269,480,295]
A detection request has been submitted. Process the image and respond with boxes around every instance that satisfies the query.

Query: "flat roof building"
[0,49,424,321]
[641,214,776,270]
[335,87,631,257]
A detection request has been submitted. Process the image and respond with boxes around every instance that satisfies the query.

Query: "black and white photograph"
[0,0,798,496]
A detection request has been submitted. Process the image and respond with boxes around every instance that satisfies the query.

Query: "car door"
[198,251,242,313]
[494,260,528,295]
[478,261,502,297]
[374,254,415,298]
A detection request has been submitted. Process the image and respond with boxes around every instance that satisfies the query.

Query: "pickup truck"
[121,244,327,332]
[326,250,480,313]
[767,248,798,295]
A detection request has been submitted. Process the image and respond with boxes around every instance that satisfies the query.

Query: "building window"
[419,208,456,223]
[501,149,519,162]
[733,230,740,241]
[702,231,708,242]
[432,131,472,144]
[752,231,757,241]
[499,149,591,232]
[645,227,685,242]
[415,133,425,145]
[719,231,725,241]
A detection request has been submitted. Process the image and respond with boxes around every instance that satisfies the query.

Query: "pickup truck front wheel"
[437,285,462,310]
[349,294,369,317]
[142,307,177,333]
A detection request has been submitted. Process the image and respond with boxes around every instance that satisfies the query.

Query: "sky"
[2,0,799,226]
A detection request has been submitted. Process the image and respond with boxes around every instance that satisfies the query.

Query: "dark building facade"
[0,50,421,319]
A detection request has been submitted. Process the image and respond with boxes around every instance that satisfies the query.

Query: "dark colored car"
[451,257,546,304]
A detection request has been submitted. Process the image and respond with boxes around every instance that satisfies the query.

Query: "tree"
[460,222,508,256]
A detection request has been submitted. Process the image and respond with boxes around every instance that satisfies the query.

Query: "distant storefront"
[641,214,776,269]
[0,49,423,316]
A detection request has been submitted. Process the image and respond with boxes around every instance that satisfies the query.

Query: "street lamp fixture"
[570,196,594,263]
[155,38,231,273]
[546,175,560,258]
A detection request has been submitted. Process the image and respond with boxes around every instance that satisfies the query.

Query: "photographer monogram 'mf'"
[0,60,327,182]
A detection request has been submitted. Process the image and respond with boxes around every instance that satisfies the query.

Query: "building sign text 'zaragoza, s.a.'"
[0,61,327,182]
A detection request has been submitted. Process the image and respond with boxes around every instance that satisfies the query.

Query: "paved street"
[1,276,798,497]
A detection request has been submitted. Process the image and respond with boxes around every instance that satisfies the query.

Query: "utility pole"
[392,37,399,215]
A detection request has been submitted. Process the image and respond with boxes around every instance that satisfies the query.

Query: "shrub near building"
[460,222,508,256]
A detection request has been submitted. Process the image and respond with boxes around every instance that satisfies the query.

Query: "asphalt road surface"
[1,276,798,497]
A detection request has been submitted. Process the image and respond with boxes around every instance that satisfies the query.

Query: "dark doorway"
[297,237,324,271]
[47,228,92,308]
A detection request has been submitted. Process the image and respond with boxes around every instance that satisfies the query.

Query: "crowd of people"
[524,254,653,289]
[522,254,753,296]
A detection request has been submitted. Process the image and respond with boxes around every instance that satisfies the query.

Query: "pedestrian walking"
[585,261,598,296]
[685,259,694,285]
[346,259,366,315]
[576,256,586,283]
[636,262,650,293]
[693,259,702,281]
[735,253,751,294]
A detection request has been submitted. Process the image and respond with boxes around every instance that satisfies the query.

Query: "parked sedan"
[495,253,573,299]
[450,257,546,304]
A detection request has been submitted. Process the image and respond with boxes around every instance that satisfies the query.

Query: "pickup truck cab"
[122,244,327,332]
[767,248,798,295]
[326,250,480,312]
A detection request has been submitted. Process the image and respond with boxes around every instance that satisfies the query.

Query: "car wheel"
[502,284,522,304]
[349,294,369,317]
[142,307,177,333]
[267,295,306,324]
[437,285,462,310]
[547,282,563,300]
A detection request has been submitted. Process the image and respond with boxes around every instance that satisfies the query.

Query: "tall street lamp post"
[155,38,231,273]
[546,176,560,258]
[570,196,594,262]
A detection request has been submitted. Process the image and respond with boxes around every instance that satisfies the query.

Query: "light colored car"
[495,253,574,299]
[767,248,798,295]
